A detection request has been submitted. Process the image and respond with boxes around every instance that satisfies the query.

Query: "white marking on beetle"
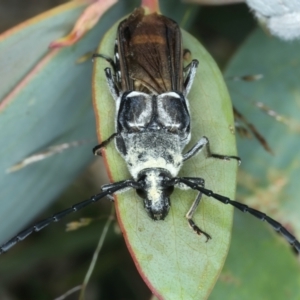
[160,92,181,98]
[127,149,183,179]
[146,171,162,203]
[127,91,149,98]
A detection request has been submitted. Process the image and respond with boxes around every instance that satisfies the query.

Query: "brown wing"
[117,8,183,94]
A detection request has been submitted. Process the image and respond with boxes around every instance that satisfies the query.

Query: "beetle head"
[136,168,174,220]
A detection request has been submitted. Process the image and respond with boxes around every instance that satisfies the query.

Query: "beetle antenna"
[0,180,138,254]
[176,178,300,253]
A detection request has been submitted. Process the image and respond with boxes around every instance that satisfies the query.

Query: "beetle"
[92,7,241,237]
[1,7,299,254]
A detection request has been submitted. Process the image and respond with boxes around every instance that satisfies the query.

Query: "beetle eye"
[136,189,146,198]
[163,186,174,196]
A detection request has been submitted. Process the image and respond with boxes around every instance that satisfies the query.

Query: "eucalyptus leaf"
[212,28,300,299]
[0,1,137,246]
[93,14,238,299]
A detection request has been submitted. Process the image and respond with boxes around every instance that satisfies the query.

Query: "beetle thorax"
[122,131,184,179]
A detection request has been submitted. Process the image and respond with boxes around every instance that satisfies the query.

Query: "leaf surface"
[93,16,238,299]
[0,1,136,246]
[212,28,300,299]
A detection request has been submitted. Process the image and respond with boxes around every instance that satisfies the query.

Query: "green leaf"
[93,15,238,299]
[0,1,137,246]
[211,28,300,299]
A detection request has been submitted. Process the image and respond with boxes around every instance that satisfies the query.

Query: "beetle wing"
[117,8,183,94]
